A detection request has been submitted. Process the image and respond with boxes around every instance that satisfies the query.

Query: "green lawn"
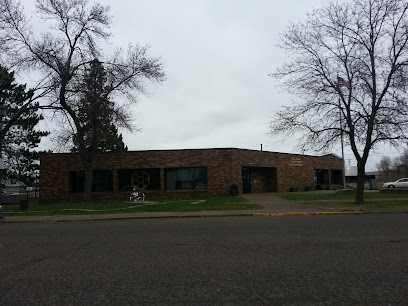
[3,192,408,217]
[2,196,263,217]
[279,192,408,212]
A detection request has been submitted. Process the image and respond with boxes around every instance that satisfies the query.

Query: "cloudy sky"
[25,0,401,171]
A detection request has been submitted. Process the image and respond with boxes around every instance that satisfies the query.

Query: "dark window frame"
[69,170,113,193]
[118,168,161,191]
[165,167,208,190]
[330,169,343,185]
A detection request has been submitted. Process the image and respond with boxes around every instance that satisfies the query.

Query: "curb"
[0,211,366,223]
[253,211,363,217]
[0,212,255,223]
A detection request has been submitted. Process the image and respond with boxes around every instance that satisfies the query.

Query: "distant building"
[365,171,378,180]
[345,166,377,183]
[3,180,22,193]
[39,148,344,203]
[345,166,358,183]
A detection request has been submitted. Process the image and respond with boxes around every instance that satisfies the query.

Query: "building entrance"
[242,167,251,193]
[242,167,277,194]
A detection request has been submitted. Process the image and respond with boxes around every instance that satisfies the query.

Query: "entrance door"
[242,167,251,194]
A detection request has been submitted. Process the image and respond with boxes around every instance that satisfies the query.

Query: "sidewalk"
[0,193,363,223]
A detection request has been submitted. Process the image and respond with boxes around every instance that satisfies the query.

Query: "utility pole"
[0,102,7,219]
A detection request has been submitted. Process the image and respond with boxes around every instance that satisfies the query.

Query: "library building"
[39,148,344,203]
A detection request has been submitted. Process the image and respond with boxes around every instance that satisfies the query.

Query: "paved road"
[1,214,408,305]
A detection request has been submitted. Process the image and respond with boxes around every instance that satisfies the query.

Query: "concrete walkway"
[0,192,362,223]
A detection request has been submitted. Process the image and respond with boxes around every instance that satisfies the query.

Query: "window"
[69,170,113,193]
[69,171,84,193]
[118,169,160,191]
[92,170,113,192]
[330,170,343,185]
[165,167,207,190]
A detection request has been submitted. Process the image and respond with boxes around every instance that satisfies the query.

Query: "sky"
[21,0,403,171]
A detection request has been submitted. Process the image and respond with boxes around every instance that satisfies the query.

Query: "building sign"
[290,157,303,167]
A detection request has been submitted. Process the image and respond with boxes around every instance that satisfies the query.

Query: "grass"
[278,191,408,212]
[3,192,408,217]
[2,196,263,217]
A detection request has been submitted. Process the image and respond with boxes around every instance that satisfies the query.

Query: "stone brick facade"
[39,148,344,203]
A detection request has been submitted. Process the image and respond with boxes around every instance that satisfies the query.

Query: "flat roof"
[40,147,341,159]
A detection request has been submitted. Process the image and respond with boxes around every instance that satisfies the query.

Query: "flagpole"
[338,95,346,189]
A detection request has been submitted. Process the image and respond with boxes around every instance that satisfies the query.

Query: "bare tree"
[270,0,408,203]
[0,0,165,201]
[377,148,408,181]
[376,156,393,181]
[393,148,408,178]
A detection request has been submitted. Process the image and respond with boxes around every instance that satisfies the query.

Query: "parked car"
[382,178,408,188]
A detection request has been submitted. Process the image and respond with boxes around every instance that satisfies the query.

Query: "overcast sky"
[24,0,402,171]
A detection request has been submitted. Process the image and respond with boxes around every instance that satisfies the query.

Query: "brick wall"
[231,149,343,193]
[39,148,343,203]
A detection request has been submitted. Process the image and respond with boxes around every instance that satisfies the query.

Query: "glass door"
[242,167,251,194]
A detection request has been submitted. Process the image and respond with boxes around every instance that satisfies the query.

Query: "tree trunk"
[83,166,93,202]
[354,161,366,204]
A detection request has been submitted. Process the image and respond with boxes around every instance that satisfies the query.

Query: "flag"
[337,76,350,88]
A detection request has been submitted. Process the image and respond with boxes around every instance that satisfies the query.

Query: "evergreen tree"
[0,65,49,188]
[72,59,127,200]
[73,59,127,154]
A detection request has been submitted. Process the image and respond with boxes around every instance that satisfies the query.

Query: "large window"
[69,170,113,193]
[69,171,84,193]
[118,168,160,191]
[165,167,207,190]
[330,170,343,185]
[92,170,113,192]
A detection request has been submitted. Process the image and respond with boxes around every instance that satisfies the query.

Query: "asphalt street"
[1,214,408,305]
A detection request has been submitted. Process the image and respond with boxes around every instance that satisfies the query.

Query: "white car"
[383,178,408,188]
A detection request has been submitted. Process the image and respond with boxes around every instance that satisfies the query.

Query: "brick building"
[39,148,344,203]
